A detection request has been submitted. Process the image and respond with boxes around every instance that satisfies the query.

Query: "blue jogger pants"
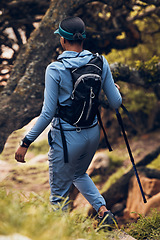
[48,123,106,212]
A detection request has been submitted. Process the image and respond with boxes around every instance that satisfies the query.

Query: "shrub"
[125,209,160,239]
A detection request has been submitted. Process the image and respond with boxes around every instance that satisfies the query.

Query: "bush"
[125,209,160,239]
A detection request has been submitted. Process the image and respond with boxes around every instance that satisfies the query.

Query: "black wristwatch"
[20,137,31,148]
[20,140,29,148]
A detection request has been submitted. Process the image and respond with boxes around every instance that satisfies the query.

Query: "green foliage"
[135,56,159,84]
[106,10,160,66]
[123,88,157,115]
[0,189,116,240]
[147,154,160,170]
[125,209,160,240]
[107,45,160,67]
[120,85,158,133]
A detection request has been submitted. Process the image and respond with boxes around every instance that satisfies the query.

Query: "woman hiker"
[15,16,122,226]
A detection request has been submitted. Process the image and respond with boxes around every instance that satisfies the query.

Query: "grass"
[1,189,160,240]
[0,189,117,240]
[125,209,160,240]
[29,140,49,155]
[107,152,124,170]
[100,167,126,194]
[147,154,160,170]
[1,125,160,239]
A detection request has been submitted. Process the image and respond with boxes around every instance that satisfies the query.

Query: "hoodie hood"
[57,50,93,69]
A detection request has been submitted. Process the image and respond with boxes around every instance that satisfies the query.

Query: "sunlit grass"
[125,209,160,240]
[0,189,117,240]
[147,154,160,170]
[108,152,124,169]
[29,140,49,155]
[100,167,126,194]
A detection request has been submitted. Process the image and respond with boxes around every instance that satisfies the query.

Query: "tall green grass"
[125,210,160,240]
[0,189,116,240]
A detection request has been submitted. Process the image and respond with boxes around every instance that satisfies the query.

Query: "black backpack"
[58,53,103,127]
[57,53,112,163]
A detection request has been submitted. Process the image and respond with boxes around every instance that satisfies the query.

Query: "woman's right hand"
[15,146,28,163]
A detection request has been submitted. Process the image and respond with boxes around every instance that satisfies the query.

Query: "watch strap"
[20,137,32,148]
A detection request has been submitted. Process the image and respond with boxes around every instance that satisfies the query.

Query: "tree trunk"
[0,0,159,152]
[0,0,85,152]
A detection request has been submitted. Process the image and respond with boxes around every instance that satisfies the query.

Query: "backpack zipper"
[73,101,86,125]
[71,73,101,99]
[86,63,102,71]
[86,87,95,120]
[72,63,102,73]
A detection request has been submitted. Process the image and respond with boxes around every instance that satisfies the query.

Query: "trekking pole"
[116,109,147,203]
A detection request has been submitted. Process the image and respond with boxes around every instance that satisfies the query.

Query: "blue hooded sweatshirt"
[25,50,122,142]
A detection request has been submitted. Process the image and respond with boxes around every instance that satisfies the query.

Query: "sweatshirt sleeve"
[24,64,60,143]
[101,56,122,109]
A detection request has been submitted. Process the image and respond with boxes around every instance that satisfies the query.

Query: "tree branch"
[128,6,160,22]
[139,0,160,7]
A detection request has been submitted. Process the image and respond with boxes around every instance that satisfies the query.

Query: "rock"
[116,230,136,240]
[111,202,125,216]
[143,192,160,216]
[87,151,110,176]
[0,234,31,240]
[125,175,160,219]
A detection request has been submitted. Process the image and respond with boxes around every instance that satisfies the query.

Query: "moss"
[91,175,103,184]
[135,56,159,84]
[108,152,124,168]
[124,89,157,115]
[147,154,160,170]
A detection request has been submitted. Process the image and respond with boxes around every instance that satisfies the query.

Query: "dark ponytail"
[73,32,84,40]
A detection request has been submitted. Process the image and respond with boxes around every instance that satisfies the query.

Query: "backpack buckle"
[76,127,81,132]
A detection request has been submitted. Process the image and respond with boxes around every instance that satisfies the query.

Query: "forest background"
[0,0,160,239]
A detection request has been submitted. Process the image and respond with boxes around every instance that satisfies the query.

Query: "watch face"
[20,140,23,146]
